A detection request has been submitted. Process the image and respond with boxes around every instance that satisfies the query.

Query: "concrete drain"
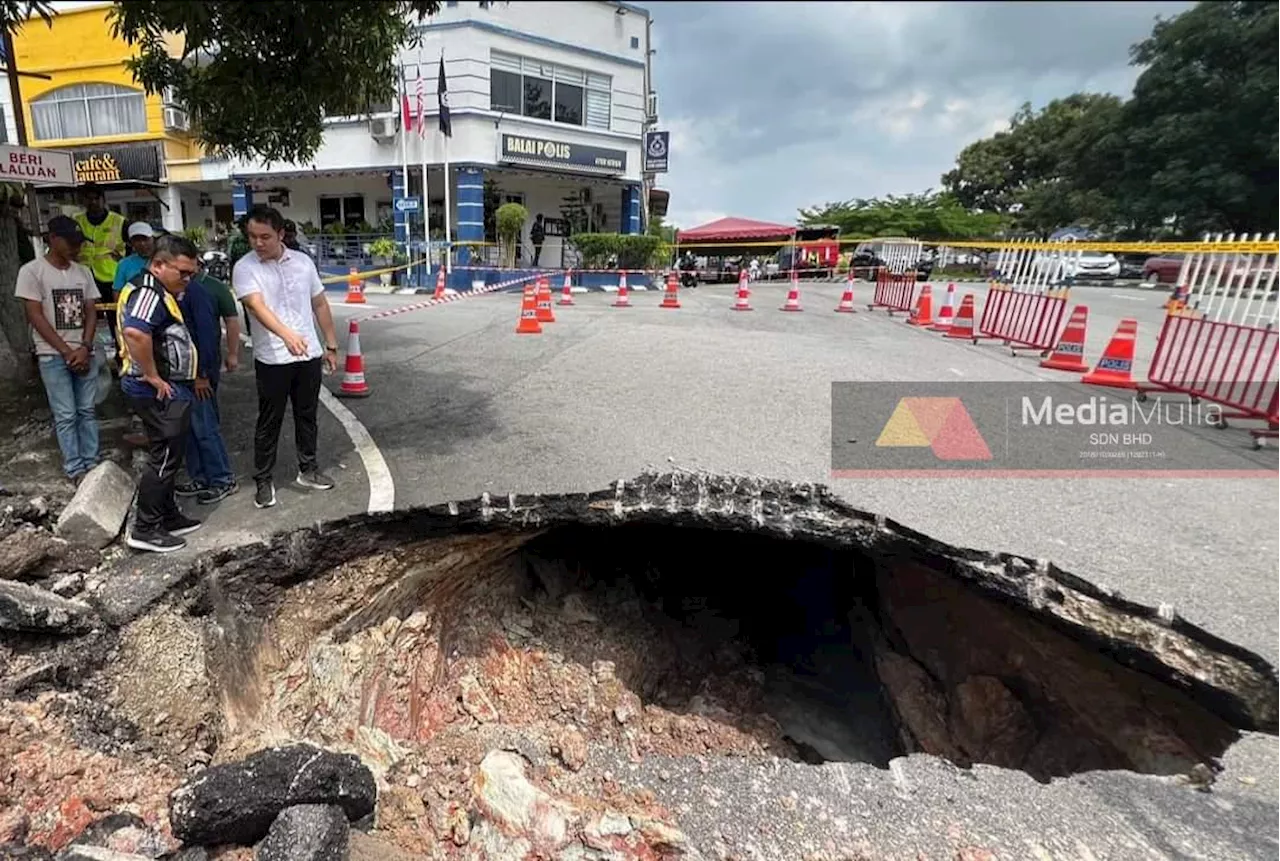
[2,473,1276,858]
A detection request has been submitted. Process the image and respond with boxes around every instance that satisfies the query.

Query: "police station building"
[190,0,661,282]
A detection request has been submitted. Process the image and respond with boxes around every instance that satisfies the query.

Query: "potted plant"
[496,202,528,269]
[369,237,397,286]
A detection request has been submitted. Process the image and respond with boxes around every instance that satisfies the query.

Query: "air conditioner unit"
[163,107,190,132]
[645,92,658,122]
[162,86,178,106]
[369,116,397,140]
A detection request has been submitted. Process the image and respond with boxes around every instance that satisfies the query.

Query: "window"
[30,83,147,141]
[319,195,366,229]
[490,52,610,130]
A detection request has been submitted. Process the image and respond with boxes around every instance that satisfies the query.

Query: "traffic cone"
[1040,305,1091,373]
[535,277,556,323]
[732,270,753,311]
[780,270,803,311]
[907,284,934,326]
[660,272,681,308]
[344,266,366,304]
[943,294,978,340]
[929,283,956,331]
[1164,283,1189,313]
[558,270,575,306]
[834,273,856,313]
[1081,318,1139,390]
[613,270,631,307]
[515,283,542,334]
[432,267,446,300]
[336,320,370,398]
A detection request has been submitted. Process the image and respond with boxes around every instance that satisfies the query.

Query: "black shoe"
[255,480,277,509]
[197,482,238,505]
[296,469,335,491]
[163,513,203,536]
[175,480,205,498]
[127,530,187,553]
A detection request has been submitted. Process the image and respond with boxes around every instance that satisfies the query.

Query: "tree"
[1119,0,1277,236]
[941,94,1126,236]
[0,0,441,377]
[798,191,1009,241]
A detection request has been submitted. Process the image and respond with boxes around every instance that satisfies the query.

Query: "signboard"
[0,144,75,186]
[499,134,627,173]
[71,143,161,185]
[394,197,421,213]
[542,217,569,238]
[643,131,669,173]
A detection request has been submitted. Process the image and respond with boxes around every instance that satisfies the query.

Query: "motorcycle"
[677,256,699,289]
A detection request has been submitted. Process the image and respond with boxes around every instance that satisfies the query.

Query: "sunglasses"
[169,262,199,281]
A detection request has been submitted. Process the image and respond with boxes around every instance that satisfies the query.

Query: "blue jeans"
[184,374,235,488]
[38,353,100,478]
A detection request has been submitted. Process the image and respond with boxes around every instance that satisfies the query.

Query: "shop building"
[189,0,659,284]
[10,2,201,232]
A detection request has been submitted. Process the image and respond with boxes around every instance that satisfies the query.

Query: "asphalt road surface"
[167,277,1277,665]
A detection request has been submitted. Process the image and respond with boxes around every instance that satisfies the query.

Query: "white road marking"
[240,333,395,515]
[1110,294,1146,301]
[949,367,964,376]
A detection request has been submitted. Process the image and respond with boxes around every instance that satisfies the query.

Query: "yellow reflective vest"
[74,210,127,285]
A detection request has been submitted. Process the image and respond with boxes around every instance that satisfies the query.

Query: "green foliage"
[496,202,527,268]
[940,1,1278,238]
[107,1,442,165]
[368,237,398,259]
[569,233,662,270]
[180,225,207,248]
[798,192,1009,241]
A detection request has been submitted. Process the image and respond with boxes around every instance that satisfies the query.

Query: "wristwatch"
[325,344,338,352]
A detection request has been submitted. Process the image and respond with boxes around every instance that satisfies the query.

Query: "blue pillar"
[622,184,641,235]
[231,180,253,222]
[456,167,484,268]
[392,168,409,248]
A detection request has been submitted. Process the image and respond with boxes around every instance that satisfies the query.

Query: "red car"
[1143,255,1185,283]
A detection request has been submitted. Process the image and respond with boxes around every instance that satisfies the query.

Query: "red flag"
[400,65,413,133]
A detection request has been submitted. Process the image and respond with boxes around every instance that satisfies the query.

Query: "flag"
[414,61,427,139]
[437,55,452,138]
[400,65,413,134]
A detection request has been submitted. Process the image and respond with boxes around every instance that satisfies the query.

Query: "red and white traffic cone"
[613,270,632,307]
[432,267,446,300]
[780,269,803,311]
[336,320,369,398]
[558,270,575,306]
[835,272,856,313]
[930,283,957,331]
[732,269,753,311]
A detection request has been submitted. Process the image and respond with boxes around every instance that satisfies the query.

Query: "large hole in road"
[5,474,1276,854]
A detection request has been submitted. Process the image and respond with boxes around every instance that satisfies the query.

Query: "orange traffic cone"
[613,270,631,307]
[944,294,978,340]
[336,320,369,398]
[732,270,753,311]
[1081,318,1139,389]
[660,272,681,308]
[1040,305,1091,373]
[535,277,556,323]
[835,273,856,313]
[433,267,446,300]
[558,270,575,306]
[344,267,366,304]
[515,283,542,334]
[1164,283,1189,312]
[781,270,803,311]
[930,283,956,331]
[907,284,934,326]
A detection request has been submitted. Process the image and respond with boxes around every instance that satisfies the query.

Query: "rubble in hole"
[0,472,1276,859]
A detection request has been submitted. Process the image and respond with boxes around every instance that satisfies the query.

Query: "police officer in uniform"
[73,183,128,344]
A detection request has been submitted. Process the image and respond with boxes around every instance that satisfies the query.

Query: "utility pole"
[2,27,54,233]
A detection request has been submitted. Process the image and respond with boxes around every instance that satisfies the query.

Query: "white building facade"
[186,0,657,277]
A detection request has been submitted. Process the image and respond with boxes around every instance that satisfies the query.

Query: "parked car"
[1067,251,1121,279]
[1143,254,1185,284]
[849,243,934,282]
[1117,254,1146,280]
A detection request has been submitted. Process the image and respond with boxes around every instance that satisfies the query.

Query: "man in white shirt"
[232,205,341,509]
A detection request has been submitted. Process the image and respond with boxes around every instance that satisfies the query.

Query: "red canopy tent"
[676,217,797,244]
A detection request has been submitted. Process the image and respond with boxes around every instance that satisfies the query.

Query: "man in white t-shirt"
[232,205,340,509]
[14,216,101,482]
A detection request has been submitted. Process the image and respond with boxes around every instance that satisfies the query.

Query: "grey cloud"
[647,1,1195,227]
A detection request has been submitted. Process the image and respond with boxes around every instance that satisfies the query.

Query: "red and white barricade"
[977,238,1079,354]
[867,238,922,315]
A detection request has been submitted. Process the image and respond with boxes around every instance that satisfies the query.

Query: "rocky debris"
[168,744,377,847]
[0,579,96,633]
[54,462,134,550]
[55,811,174,859]
[0,526,63,580]
[253,805,349,861]
[347,831,417,861]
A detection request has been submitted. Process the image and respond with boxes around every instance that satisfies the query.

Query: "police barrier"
[977,239,1077,355]
[867,239,922,314]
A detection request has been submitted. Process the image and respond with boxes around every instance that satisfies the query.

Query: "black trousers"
[254,358,322,483]
[128,395,192,533]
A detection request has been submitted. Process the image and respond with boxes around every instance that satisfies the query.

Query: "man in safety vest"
[73,183,128,343]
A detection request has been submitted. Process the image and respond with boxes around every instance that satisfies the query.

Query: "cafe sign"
[500,133,627,173]
[71,143,162,185]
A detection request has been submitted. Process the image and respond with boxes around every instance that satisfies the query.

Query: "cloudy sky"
[648,0,1194,230]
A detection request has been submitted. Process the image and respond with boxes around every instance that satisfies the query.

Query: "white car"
[1068,251,1121,279]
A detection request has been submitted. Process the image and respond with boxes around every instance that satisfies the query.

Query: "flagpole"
[399,62,412,287]
[441,49,452,275]
[418,48,430,282]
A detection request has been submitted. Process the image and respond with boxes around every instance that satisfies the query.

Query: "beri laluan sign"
[0,144,75,186]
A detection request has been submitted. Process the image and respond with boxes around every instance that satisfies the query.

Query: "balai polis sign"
[500,134,627,173]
